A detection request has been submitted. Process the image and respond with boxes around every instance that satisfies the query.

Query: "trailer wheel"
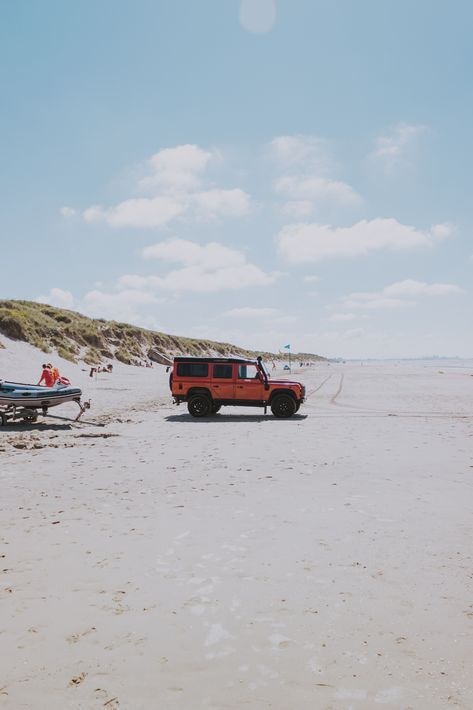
[271,394,296,418]
[23,413,38,423]
[188,394,212,418]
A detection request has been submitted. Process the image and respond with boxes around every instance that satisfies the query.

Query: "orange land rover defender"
[170,356,305,418]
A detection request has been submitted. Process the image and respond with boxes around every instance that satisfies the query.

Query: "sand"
[1,349,473,709]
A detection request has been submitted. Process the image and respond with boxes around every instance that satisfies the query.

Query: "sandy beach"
[1,357,473,709]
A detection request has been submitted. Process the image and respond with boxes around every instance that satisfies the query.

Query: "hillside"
[0,300,325,366]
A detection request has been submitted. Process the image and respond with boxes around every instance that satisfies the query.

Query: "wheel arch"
[187,387,213,401]
[268,388,298,403]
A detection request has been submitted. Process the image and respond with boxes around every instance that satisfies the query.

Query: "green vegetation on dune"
[0,300,326,365]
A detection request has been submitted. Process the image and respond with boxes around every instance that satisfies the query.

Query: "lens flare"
[239,0,276,34]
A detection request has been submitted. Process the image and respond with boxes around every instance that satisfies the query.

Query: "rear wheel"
[271,394,296,418]
[188,394,212,418]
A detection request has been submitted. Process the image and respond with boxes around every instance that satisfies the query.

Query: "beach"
[1,358,473,709]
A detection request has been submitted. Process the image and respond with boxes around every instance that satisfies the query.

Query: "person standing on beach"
[37,364,55,387]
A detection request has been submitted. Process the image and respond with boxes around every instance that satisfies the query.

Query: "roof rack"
[173,356,256,364]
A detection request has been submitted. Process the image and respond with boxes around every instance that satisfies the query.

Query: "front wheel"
[187,395,212,418]
[271,394,296,418]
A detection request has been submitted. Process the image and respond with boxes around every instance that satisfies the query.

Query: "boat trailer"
[0,398,91,426]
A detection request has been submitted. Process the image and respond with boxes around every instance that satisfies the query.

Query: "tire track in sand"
[330,374,344,404]
[305,374,333,400]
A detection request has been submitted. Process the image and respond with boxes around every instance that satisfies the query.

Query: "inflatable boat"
[0,380,88,424]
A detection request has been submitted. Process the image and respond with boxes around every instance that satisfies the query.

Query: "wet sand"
[1,360,473,709]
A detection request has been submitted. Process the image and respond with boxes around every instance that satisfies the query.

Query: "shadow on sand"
[165,413,308,423]
[0,415,104,433]
[0,422,74,433]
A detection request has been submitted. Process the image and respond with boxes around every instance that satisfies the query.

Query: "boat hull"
[0,381,82,409]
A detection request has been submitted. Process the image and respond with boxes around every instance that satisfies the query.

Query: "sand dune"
[1,357,473,709]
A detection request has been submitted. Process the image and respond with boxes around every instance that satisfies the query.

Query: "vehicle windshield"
[258,360,270,379]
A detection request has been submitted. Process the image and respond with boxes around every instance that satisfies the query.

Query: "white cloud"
[124,239,280,293]
[239,0,276,34]
[192,188,250,219]
[139,144,213,192]
[36,288,75,309]
[118,274,162,290]
[84,196,185,229]
[277,218,441,263]
[274,175,361,207]
[303,275,319,283]
[370,123,427,170]
[83,144,251,229]
[224,307,280,319]
[329,313,357,322]
[341,279,464,311]
[158,264,277,292]
[343,295,411,310]
[35,286,166,329]
[60,206,76,218]
[281,200,314,218]
[430,223,454,240]
[270,134,361,214]
[81,289,162,322]
[269,135,331,172]
[383,279,464,297]
[142,239,245,268]
[343,328,365,340]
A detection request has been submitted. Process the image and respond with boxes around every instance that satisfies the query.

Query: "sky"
[1,0,472,359]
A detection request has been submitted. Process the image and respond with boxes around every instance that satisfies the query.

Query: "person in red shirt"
[49,363,60,383]
[38,364,55,387]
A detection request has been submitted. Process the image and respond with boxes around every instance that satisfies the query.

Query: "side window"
[176,362,209,377]
[238,364,259,379]
[213,364,233,379]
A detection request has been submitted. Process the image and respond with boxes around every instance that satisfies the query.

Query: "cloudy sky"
[1,0,472,358]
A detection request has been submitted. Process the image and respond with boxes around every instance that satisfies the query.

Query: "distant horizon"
[1,298,472,363]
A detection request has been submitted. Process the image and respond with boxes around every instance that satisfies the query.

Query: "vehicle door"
[236,363,265,401]
[210,363,235,401]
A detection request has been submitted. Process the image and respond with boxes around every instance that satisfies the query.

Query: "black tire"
[294,402,301,412]
[187,394,212,418]
[271,394,296,418]
[211,404,221,414]
[23,413,38,423]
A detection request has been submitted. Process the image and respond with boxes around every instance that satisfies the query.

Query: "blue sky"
[1,0,472,358]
